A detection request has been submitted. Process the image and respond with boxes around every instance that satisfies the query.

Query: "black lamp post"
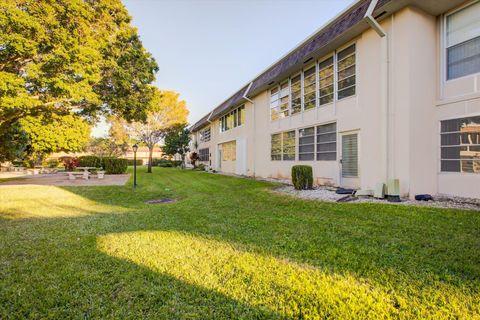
[133,144,138,188]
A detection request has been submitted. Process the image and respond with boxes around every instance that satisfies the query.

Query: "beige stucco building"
[190,0,480,199]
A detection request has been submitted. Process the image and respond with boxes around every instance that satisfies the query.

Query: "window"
[291,75,302,114]
[440,116,480,173]
[199,127,211,142]
[319,57,334,105]
[220,105,245,132]
[271,133,282,160]
[299,127,315,160]
[337,44,356,100]
[271,130,296,161]
[270,82,290,121]
[199,148,209,162]
[303,66,316,110]
[221,141,236,161]
[316,122,337,161]
[283,131,296,160]
[279,81,290,118]
[446,1,480,80]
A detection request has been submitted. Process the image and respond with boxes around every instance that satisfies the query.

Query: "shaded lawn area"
[0,168,479,319]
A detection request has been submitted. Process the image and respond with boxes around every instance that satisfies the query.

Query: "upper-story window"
[291,74,302,114]
[319,57,334,106]
[270,81,290,121]
[199,127,211,142]
[269,43,356,121]
[446,1,480,80]
[220,105,245,132]
[337,44,356,100]
[303,66,316,110]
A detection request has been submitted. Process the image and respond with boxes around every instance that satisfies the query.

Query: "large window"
[446,1,480,80]
[316,122,337,161]
[271,131,296,161]
[303,66,316,110]
[337,44,356,100]
[299,127,315,160]
[220,105,245,132]
[269,43,356,121]
[199,127,211,142]
[440,116,480,173]
[319,57,334,106]
[221,141,236,161]
[199,148,209,162]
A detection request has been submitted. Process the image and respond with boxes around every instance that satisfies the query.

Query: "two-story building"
[190,0,480,199]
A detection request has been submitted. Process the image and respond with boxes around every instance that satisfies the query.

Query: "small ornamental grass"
[292,165,313,190]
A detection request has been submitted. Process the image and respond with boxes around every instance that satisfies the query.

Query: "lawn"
[0,168,479,319]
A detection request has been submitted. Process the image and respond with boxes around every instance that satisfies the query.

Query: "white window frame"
[442,0,480,83]
[219,105,245,133]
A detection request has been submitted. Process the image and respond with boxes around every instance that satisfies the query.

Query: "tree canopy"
[0,0,159,161]
[125,89,189,172]
[162,123,191,168]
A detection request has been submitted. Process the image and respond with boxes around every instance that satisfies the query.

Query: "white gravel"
[273,185,480,211]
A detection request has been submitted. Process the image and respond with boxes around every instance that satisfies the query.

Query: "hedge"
[103,158,128,174]
[154,159,183,168]
[78,155,102,168]
[291,165,313,190]
[127,159,143,166]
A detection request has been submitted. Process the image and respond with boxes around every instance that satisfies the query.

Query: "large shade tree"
[0,0,158,161]
[125,89,189,173]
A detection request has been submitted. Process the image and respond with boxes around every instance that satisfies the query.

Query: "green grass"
[0,168,479,319]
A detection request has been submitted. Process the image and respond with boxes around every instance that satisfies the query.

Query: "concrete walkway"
[0,173,130,187]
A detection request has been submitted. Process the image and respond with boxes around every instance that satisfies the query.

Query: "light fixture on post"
[132,144,138,188]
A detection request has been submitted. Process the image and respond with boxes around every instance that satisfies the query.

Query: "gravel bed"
[273,185,480,211]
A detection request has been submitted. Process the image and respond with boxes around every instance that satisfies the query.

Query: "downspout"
[364,0,390,186]
[242,81,255,177]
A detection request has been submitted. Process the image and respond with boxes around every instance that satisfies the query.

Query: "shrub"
[127,159,143,166]
[103,157,128,174]
[189,152,199,167]
[46,159,60,168]
[172,160,183,167]
[78,155,102,168]
[291,165,313,190]
[59,156,79,171]
[194,163,206,171]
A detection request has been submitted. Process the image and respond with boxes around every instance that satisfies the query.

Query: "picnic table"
[68,167,105,180]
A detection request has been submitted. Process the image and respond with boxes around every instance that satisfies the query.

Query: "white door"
[340,132,360,189]
[235,138,247,175]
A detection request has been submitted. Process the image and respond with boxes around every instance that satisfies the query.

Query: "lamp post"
[133,144,138,188]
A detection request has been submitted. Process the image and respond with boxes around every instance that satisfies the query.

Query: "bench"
[68,172,89,180]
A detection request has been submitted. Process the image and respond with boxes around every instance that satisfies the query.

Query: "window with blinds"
[440,116,480,173]
[446,1,480,80]
[341,133,358,177]
[316,123,337,161]
[221,141,236,161]
[198,148,209,162]
[299,127,315,160]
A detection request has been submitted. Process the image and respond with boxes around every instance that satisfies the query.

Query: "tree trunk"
[147,146,153,173]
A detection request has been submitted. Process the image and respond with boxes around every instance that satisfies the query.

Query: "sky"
[93,0,353,136]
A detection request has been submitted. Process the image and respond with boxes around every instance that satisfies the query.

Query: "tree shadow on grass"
[1,168,479,318]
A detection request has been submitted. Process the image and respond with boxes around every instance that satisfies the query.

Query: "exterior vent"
[303,57,313,64]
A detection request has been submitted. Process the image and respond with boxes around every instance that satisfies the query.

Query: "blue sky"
[93,0,353,136]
